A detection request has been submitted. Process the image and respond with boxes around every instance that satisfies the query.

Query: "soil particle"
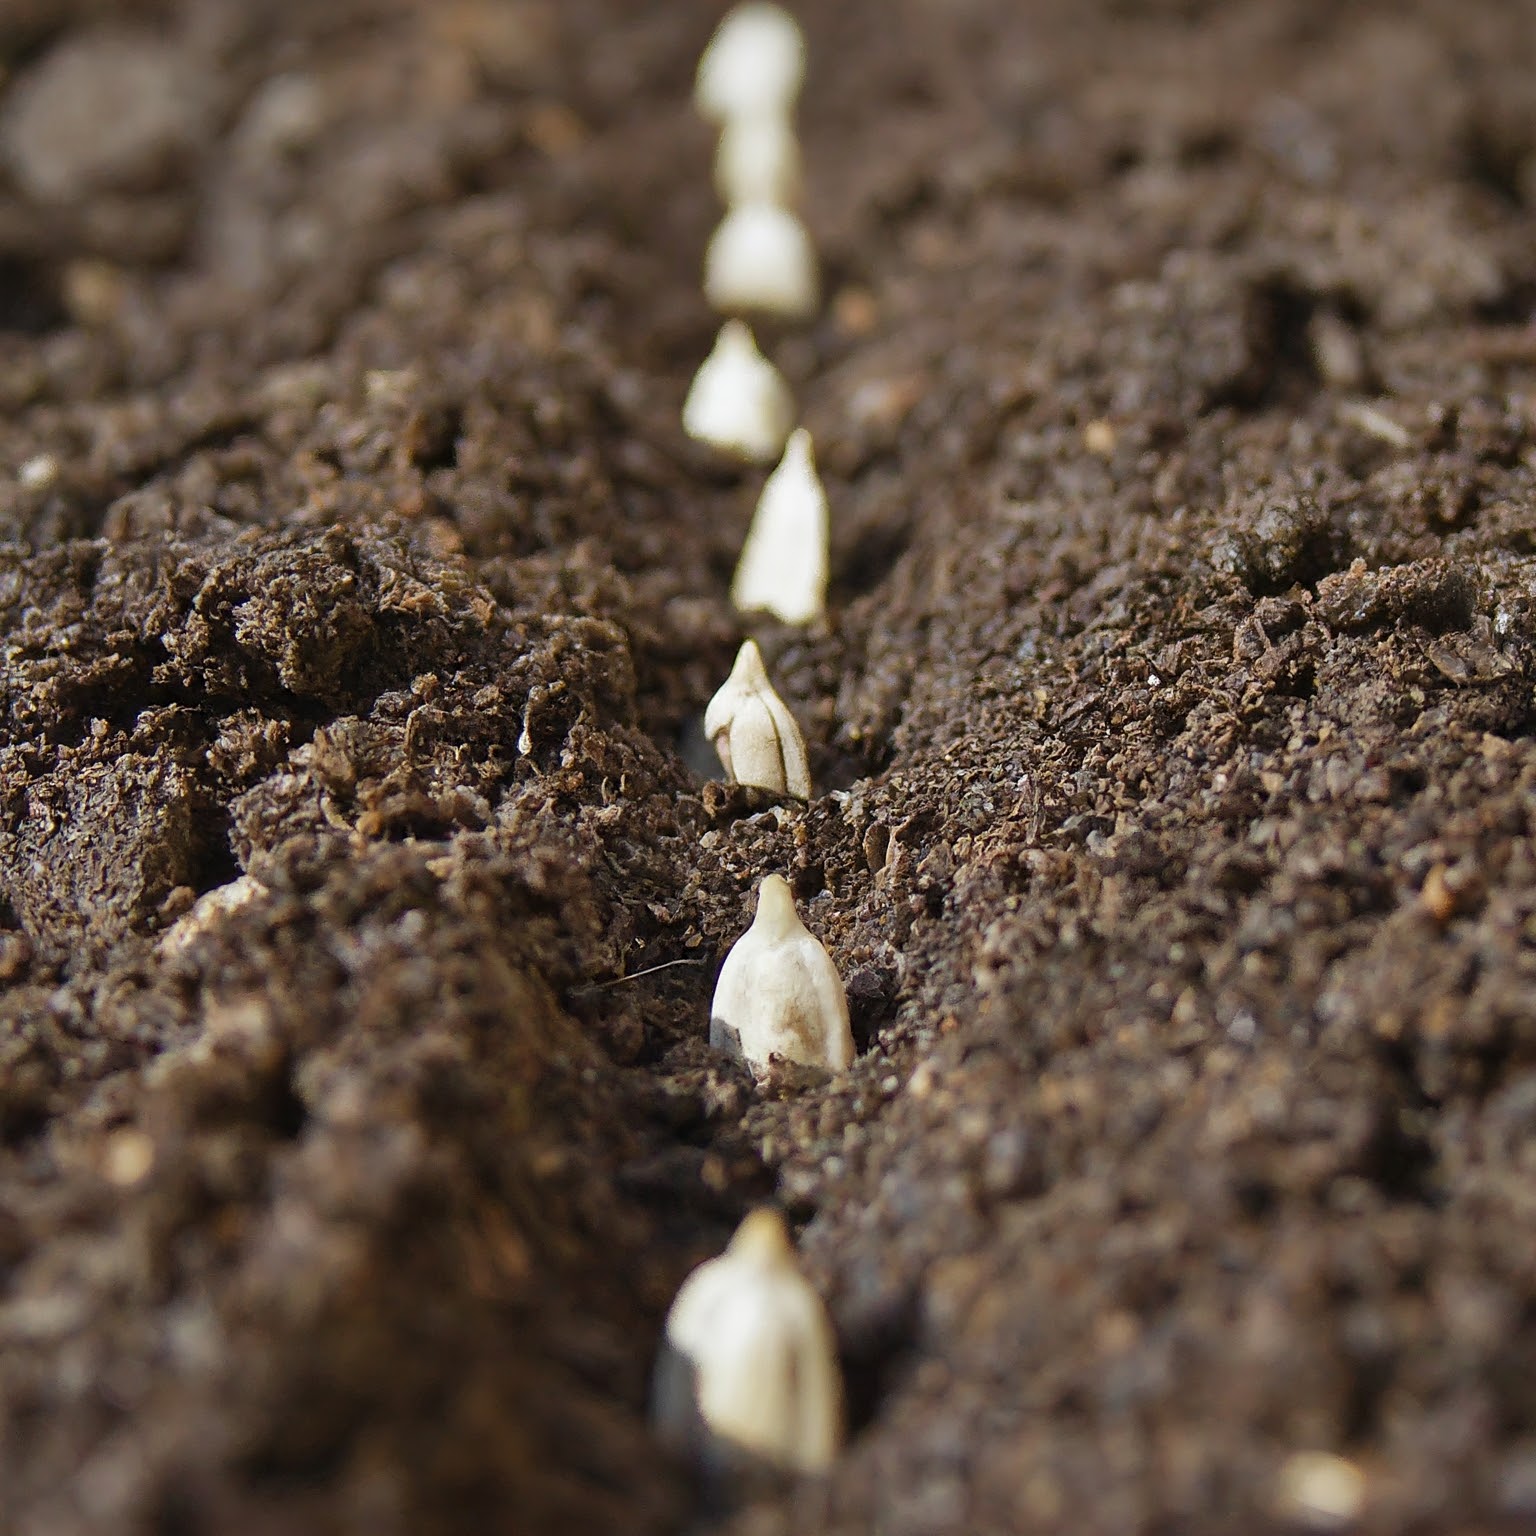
[1,28,214,203]
[1214,492,1344,596]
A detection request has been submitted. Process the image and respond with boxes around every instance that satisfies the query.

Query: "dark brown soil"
[4,0,1536,1531]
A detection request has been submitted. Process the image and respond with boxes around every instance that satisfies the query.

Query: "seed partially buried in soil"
[703,639,810,798]
[704,201,819,319]
[682,320,794,464]
[730,428,829,624]
[714,111,802,208]
[653,1206,843,1475]
[694,3,806,125]
[710,874,852,1073]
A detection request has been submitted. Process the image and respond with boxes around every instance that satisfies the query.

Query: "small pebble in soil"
[1273,1450,1367,1531]
[101,1128,156,1188]
[731,428,830,624]
[711,875,852,1073]
[1082,418,1116,456]
[683,320,795,463]
[705,201,819,319]
[17,453,59,489]
[715,111,802,207]
[704,639,811,798]
[652,1206,842,1473]
[694,4,806,125]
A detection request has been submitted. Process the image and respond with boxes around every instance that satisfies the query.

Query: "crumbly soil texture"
[5,0,1536,1532]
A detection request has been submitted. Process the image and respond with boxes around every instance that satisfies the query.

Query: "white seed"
[731,428,828,625]
[703,639,810,798]
[682,320,794,464]
[714,112,802,207]
[654,1206,843,1474]
[704,202,819,320]
[694,4,805,125]
[711,874,852,1073]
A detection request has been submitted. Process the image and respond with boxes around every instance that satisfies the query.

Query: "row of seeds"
[653,4,855,1488]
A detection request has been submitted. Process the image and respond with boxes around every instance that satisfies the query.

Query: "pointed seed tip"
[755,873,801,934]
[733,636,768,677]
[730,1205,793,1263]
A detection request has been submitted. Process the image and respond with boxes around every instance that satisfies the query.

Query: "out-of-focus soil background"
[3,0,1536,1531]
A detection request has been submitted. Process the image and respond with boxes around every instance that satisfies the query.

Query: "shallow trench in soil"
[4,0,1536,1532]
